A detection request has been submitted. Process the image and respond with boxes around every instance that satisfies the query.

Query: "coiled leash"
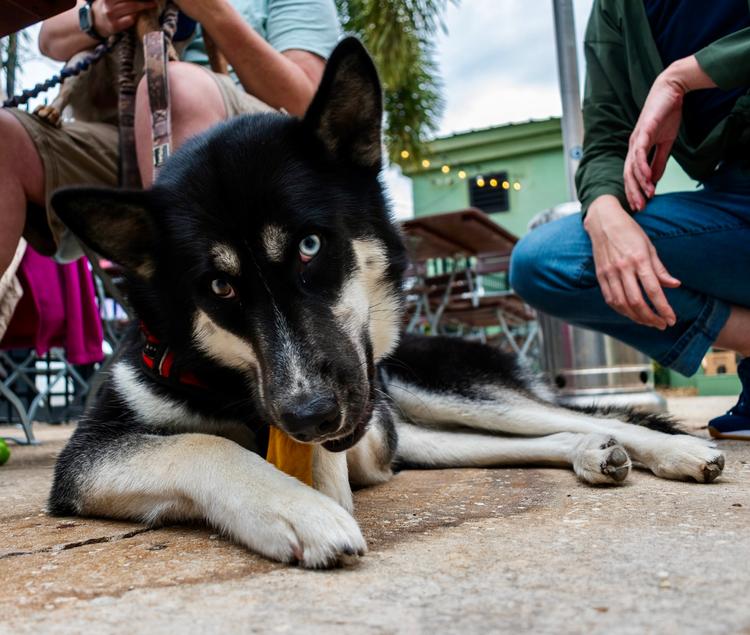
[1,34,121,109]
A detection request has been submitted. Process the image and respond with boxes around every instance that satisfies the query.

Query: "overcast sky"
[15,0,596,217]
[384,0,595,217]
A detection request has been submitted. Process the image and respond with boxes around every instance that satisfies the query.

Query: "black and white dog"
[49,38,725,568]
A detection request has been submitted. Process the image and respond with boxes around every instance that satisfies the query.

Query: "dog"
[48,38,726,569]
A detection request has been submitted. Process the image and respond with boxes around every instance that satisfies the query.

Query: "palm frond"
[1,29,34,98]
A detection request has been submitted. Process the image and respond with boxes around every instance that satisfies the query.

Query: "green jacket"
[575,0,750,214]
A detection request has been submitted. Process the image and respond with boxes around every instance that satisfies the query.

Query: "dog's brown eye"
[299,234,321,263]
[211,278,235,299]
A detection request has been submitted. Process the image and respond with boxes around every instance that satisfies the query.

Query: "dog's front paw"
[644,435,725,483]
[231,482,366,569]
[573,434,631,485]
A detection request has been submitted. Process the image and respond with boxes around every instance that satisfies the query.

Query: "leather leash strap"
[144,30,171,180]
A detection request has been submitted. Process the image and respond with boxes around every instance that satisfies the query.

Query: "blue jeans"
[509,162,750,376]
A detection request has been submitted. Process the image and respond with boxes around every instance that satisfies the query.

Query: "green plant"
[337,0,454,165]
[1,30,33,99]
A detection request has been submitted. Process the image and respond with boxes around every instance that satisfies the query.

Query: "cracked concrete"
[1,396,749,634]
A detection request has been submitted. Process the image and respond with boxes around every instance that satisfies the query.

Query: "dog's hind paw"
[573,434,631,485]
[644,436,725,483]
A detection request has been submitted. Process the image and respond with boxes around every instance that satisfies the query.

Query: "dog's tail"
[566,404,692,436]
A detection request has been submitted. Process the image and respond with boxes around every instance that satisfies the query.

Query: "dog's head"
[52,38,407,451]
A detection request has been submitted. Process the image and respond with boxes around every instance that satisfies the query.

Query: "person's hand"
[170,0,225,25]
[91,0,157,38]
[623,73,683,211]
[584,195,681,329]
[624,55,717,211]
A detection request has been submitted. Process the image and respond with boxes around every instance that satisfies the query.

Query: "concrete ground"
[1,396,749,635]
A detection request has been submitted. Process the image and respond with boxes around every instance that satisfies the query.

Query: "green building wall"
[405,117,696,239]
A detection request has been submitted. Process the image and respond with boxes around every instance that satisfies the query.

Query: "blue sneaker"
[708,357,750,440]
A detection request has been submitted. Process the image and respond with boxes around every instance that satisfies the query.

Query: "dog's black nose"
[279,396,340,440]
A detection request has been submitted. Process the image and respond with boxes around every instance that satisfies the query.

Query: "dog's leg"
[51,432,365,568]
[388,376,724,483]
[34,54,89,126]
[396,422,630,485]
[345,400,398,488]
[313,446,353,512]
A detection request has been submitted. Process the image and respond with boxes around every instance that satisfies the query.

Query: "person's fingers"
[631,156,651,204]
[649,248,681,288]
[110,1,156,18]
[605,272,644,325]
[111,15,137,31]
[650,142,672,184]
[597,271,614,305]
[624,167,646,212]
[621,269,666,328]
[636,266,675,327]
[634,146,655,198]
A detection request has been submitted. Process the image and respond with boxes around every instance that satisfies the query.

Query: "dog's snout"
[279,395,340,440]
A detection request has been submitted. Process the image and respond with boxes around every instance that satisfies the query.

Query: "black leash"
[2,34,122,109]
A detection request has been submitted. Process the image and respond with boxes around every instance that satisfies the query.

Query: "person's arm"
[39,0,156,61]
[175,0,327,115]
[622,31,750,210]
[577,1,680,329]
[695,26,750,91]
[623,56,716,211]
[574,1,634,218]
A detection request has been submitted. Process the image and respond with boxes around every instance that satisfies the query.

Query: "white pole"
[552,0,584,200]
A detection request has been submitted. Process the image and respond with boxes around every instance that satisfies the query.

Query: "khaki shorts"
[8,68,274,262]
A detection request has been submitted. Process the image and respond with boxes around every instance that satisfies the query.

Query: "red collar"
[140,322,207,389]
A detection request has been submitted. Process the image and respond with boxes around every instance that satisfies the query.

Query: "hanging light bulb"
[489,178,498,188]
[476,176,485,187]
[421,159,431,168]
[441,165,450,174]
[502,180,510,190]
[458,170,467,179]
[513,181,522,191]
[400,150,410,159]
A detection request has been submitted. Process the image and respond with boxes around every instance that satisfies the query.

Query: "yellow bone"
[266,426,314,486]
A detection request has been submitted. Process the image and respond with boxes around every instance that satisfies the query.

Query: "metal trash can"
[529,202,666,412]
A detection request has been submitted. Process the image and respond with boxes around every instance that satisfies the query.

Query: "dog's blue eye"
[211,278,236,299]
[299,234,321,262]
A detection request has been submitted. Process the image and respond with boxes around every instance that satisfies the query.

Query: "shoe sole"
[708,426,750,441]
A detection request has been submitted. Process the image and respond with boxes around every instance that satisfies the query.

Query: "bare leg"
[0,110,45,275]
[713,305,750,357]
[135,61,227,188]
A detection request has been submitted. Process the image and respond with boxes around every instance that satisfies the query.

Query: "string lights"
[400,152,524,192]
[473,175,522,191]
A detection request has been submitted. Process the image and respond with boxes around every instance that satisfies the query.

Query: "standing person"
[0,0,339,268]
[510,0,750,439]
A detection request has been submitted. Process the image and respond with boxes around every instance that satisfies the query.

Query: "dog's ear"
[51,187,157,278]
[303,37,383,170]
